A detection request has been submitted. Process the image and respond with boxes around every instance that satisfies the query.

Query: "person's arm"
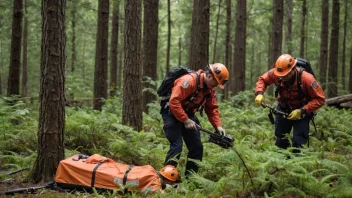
[302,72,325,113]
[169,74,196,122]
[255,68,276,95]
[204,89,222,128]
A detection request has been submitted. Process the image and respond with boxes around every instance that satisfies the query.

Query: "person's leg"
[183,117,203,177]
[275,113,293,149]
[292,116,310,148]
[162,113,184,167]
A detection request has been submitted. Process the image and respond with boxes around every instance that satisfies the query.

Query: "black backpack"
[157,66,200,98]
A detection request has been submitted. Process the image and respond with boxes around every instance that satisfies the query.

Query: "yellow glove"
[255,94,264,106]
[287,109,302,120]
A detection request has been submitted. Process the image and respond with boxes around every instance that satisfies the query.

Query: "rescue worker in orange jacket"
[161,63,229,177]
[255,54,325,150]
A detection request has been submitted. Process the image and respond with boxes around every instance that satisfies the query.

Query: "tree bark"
[319,0,329,90]
[285,0,292,54]
[142,0,159,112]
[349,42,352,93]
[166,0,171,74]
[271,0,283,68]
[70,1,76,73]
[232,0,246,95]
[123,0,142,131]
[325,94,352,106]
[189,0,209,71]
[93,0,110,110]
[110,0,119,97]
[327,0,340,98]
[212,0,222,64]
[31,0,66,183]
[21,0,28,97]
[299,0,306,58]
[224,0,231,99]
[341,1,347,90]
[7,0,23,97]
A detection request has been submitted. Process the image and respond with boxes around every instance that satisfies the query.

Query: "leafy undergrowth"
[1,91,352,197]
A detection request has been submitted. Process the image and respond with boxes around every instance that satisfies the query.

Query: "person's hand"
[255,94,264,106]
[287,109,302,120]
[184,119,197,129]
[216,127,226,136]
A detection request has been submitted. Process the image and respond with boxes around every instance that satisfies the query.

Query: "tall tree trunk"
[31,0,66,183]
[21,0,28,97]
[299,0,306,58]
[123,0,142,131]
[166,0,171,73]
[178,36,182,66]
[285,0,292,54]
[110,0,119,97]
[232,0,246,95]
[319,0,329,90]
[189,0,209,71]
[270,0,283,96]
[267,17,273,96]
[71,1,76,73]
[118,16,124,90]
[224,0,231,99]
[142,0,159,112]
[341,1,347,90]
[327,0,340,98]
[212,0,222,63]
[7,0,23,97]
[349,43,352,93]
[93,0,110,110]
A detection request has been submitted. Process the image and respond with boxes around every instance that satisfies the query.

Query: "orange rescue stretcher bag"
[55,154,162,193]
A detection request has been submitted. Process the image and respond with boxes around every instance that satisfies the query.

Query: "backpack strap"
[187,73,201,102]
[297,67,304,96]
[274,77,283,98]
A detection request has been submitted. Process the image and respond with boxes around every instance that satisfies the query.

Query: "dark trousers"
[162,112,203,177]
[275,113,311,149]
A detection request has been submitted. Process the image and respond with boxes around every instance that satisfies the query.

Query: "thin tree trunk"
[31,0,66,183]
[93,0,109,110]
[189,0,210,71]
[212,0,222,63]
[21,0,28,97]
[123,0,142,131]
[110,0,119,97]
[285,0,292,54]
[232,0,246,95]
[166,0,171,73]
[142,0,159,113]
[349,43,352,93]
[341,1,347,90]
[319,0,329,90]
[271,0,283,66]
[299,0,306,58]
[71,2,76,73]
[224,0,231,99]
[7,0,23,97]
[327,0,340,98]
[178,36,181,66]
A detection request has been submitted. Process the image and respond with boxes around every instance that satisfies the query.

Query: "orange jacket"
[169,70,222,127]
[255,68,325,113]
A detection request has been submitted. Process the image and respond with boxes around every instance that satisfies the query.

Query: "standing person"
[160,63,229,177]
[255,54,325,150]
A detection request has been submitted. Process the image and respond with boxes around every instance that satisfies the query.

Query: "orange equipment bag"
[55,154,162,193]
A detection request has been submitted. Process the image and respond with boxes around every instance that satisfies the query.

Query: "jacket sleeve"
[302,72,325,113]
[204,89,222,127]
[255,69,276,94]
[169,74,196,122]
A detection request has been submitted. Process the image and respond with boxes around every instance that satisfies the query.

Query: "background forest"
[1,0,352,197]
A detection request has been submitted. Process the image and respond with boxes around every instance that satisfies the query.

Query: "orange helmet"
[274,54,297,77]
[159,165,179,182]
[208,63,229,89]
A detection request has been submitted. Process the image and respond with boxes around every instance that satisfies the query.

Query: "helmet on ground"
[274,54,297,77]
[207,63,229,89]
[160,165,179,182]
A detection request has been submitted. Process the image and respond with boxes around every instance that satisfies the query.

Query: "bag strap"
[123,164,134,194]
[91,162,103,187]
